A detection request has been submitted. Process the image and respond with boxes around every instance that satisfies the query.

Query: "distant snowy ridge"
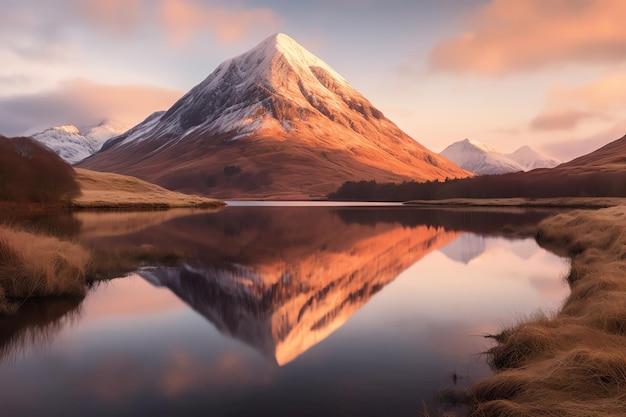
[440,139,561,175]
[32,120,130,164]
[507,145,561,171]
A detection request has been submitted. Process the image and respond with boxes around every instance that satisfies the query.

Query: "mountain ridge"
[79,33,470,199]
[32,120,130,164]
[440,138,560,175]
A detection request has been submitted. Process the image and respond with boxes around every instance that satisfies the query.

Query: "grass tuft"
[0,225,90,314]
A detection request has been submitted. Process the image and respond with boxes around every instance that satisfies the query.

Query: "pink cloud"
[429,0,626,75]
[69,0,143,36]
[159,0,281,44]
[529,72,626,132]
[530,109,598,131]
[565,72,626,109]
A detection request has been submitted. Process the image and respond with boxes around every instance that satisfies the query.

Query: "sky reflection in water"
[0,206,569,417]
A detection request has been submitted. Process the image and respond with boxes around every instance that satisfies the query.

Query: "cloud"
[68,0,143,36]
[564,72,626,109]
[529,71,626,132]
[530,109,598,131]
[159,0,281,44]
[0,79,182,136]
[429,0,626,75]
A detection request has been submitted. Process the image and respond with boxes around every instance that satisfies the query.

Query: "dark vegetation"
[204,165,273,191]
[0,136,80,203]
[329,170,626,201]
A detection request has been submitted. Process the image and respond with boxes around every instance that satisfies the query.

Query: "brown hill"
[78,34,469,199]
[331,134,626,200]
[0,135,79,203]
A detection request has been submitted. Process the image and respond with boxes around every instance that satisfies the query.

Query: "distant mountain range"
[330,133,626,200]
[32,120,129,164]
[78,33,470,199]
[440,139,561,175]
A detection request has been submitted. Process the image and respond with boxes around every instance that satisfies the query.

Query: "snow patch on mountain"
[440,139,561,175]
[440,139,524,175]
[114,33,378,148]
[32,120,130,164]
[507,145,561,171]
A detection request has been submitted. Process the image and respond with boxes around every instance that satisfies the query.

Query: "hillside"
[73,168,224,209]
[0,135,80,204]
[331,134,626,201]
[78,33,469,199]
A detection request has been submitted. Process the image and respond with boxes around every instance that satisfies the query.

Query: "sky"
[2,0,626,161]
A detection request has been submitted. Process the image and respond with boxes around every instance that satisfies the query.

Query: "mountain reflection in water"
[88,206,552,366]
[0,205,568,417]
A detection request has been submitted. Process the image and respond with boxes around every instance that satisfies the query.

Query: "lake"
[0,204,569,417]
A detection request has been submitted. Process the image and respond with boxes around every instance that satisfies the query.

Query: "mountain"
[78,33,469,199]
[507,145,561,171]
[440,139,524,175]
[32,120,129,164]
[554,134,626,173]
[440,139,561,175]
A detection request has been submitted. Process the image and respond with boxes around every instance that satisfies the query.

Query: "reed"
[471,205,626,416]
[0,225,90,313]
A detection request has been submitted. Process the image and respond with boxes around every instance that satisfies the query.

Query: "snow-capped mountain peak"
[440,139,524,175]
[32,120,130,164]
[507,145,561,171]
[440,139,562,175]
[79,33,470,198]
[55,125,81,135]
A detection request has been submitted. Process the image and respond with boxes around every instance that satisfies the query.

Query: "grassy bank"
[0,225,90,314]
[0,224,185,315]
[72,168,225,209]
[471,204,626,416]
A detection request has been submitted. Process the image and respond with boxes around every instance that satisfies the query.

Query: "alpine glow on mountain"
[79,33,469,199]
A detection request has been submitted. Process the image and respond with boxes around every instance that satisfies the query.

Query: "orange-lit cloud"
[430,0,626,75]
[69,0,143,36]
[159,0,280,44]
[564,72,626,109]
[530,109,598,131]
[531,72,626,131]
[0,78,182,135]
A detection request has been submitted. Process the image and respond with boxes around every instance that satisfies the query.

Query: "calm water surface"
[0,205,569,417]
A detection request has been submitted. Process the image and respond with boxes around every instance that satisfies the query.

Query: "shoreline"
[404,197,626,209]
[469,203,626,416]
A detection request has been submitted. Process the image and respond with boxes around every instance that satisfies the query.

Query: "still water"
[0,205,569,417]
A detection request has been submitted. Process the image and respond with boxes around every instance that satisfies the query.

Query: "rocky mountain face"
[32,120,129,164]
[440,139,560,175]
[78,33,469,199]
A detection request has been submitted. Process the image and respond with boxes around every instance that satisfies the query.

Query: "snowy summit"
[79,33,470,198]
[440,139,561,175]
[32,120,130,164]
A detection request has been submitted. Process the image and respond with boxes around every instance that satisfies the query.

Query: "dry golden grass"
[0,225,90,312]
[0,223,188,314]
[470,204,626,416]
[72,168,225,209]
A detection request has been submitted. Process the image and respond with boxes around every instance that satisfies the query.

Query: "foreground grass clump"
[0,225,90,313]
[471,205,626,416]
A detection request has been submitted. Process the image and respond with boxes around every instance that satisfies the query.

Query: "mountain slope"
[79,33,469,199]
[440,139,524,175]
[33,120,129,164]
[555,134,626,172]
[507,145,561,171]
